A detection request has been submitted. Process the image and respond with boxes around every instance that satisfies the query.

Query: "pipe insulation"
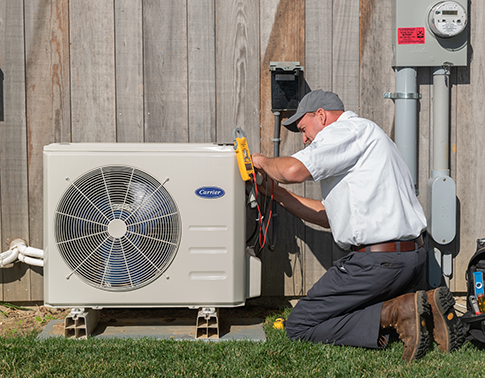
[1,241,44,267]
[17,244,44,258]
[17,253,44,267]
[0,248,19,267]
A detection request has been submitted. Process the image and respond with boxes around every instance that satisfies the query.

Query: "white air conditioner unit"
[43,143,261,309]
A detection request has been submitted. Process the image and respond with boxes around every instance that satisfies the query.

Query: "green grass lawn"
[0,311,484,377]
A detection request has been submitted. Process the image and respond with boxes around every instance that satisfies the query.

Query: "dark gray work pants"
[286,246,426,348]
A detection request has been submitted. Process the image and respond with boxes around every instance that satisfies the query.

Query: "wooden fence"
[1,0,484,302]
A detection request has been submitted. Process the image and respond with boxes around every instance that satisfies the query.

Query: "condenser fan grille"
[54,165,181,291]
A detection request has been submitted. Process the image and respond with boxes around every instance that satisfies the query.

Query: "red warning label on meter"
[397,27,425,44]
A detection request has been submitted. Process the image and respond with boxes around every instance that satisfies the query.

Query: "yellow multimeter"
[233,126,255,182]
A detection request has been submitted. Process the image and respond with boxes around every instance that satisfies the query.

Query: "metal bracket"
[64,308,100,339]
[196,307,219,339]
[383,92,422,100]
[270,61,302,72]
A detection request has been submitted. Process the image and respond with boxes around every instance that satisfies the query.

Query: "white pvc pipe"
[17,244,44,258]
[1,241,44,267]
[17,253,44,267]
[0,247,19,267]
[394,67,419,189]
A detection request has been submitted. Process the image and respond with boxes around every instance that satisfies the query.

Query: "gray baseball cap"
[282,89,345,132]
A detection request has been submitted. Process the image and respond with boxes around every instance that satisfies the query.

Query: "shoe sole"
[410,291,431,361]
[428,286,465,352]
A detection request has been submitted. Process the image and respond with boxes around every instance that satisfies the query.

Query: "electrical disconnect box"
[270,62,304,112]
[392,0,468,67]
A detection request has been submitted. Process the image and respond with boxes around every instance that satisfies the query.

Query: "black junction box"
[270,62,304,112]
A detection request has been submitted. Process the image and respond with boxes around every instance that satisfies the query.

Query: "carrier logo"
[195,186,225,199]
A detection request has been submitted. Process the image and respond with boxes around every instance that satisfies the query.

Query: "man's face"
[297,109,326,146]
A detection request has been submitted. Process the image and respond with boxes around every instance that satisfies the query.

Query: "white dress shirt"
[292,111,427,250]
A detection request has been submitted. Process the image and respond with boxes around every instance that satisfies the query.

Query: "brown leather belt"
[351,235,424,253]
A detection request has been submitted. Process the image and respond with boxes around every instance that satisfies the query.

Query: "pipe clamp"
[384,92,422,100]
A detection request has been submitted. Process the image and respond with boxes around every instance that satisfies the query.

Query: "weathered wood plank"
[24,0,71,301]
[143,0,188,143]
[359,0,394,134]
[454,0,485,292]
[215,0,260,147]
[115,0,144,142]
[259,0,305,296]
[302,0,334,292]
[187,0,216,143]
[305,0,333,91]
[333,0,360,113]
[0,1,30,301]
[70,0,116,142]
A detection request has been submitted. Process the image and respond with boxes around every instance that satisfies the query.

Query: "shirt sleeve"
[292,123,364,182]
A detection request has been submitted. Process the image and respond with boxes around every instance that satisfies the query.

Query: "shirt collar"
[336,110,358,121]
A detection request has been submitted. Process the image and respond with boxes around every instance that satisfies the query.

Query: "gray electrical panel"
[392,0,468,67]
[427,176,456,245]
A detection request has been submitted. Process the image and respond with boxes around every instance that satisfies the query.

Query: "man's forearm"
[252,153,311,184]
[272,184,330,228]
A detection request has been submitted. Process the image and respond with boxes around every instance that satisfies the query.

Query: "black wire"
[245,192,259,244]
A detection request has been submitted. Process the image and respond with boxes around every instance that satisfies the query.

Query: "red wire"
[252,173,264,246]
[252,173,274,249]
[260,179,274,248]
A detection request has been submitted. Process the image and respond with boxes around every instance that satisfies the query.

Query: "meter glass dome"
[428,1,467,38]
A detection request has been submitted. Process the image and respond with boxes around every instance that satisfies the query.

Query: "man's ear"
[317,108,326,126]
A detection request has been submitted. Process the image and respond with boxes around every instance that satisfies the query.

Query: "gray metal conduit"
[432,66,451,178]
[427,65,454,287]
[393,67,419,192]
[270,111,281,250]
[272,111,281,158]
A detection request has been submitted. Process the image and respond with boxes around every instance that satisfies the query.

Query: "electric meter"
[392,0,468,67]
[428,1,467,38]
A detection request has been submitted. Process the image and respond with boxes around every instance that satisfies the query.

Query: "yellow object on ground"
[273,317,286,330]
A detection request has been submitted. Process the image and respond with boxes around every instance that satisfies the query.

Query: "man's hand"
[251,153,265,170]
[254,171,272,198]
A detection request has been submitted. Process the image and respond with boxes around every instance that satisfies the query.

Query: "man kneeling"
[252,89,464,361]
